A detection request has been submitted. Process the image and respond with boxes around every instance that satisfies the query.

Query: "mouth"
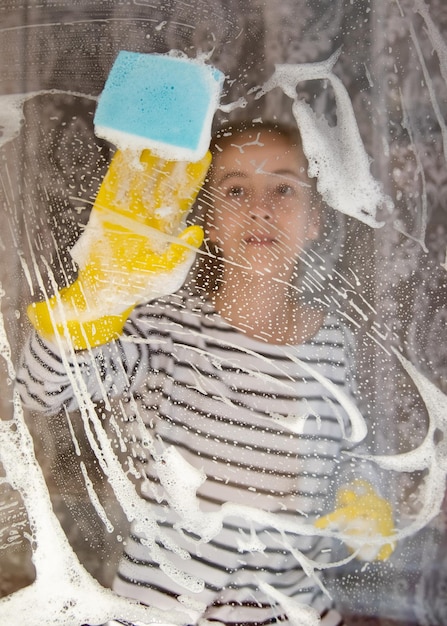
[244,234,277,246]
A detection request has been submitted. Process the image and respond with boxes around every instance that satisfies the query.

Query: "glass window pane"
[0,2,446,625]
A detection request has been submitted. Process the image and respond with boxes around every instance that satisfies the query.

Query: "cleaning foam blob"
[94,51,225,162]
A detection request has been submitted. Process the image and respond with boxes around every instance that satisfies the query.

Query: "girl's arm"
[16,310,149,416]
[17,146,210,415]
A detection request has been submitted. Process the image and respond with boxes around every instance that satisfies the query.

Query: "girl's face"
[207,128,320,282]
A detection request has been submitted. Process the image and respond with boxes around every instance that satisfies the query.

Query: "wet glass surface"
[0,2,446,625]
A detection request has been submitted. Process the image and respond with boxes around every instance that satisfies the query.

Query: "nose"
[246,193,273,220]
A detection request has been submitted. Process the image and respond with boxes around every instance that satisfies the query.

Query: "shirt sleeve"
[15,308,152,416]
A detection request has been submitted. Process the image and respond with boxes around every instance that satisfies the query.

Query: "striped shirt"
[17,291,357,626]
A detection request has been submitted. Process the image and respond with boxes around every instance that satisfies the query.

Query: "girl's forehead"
[214,128,297,151]
[212,130,305,175]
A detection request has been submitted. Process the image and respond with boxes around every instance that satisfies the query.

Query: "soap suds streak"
[350,349,447,543]
[0,390,185,624]
[408,20,447,163]
[393,88,429,253]
[256,50,392,228]
[79,460,115,534]
[11,288,375,622]
[0,91,97,150]
[1,29,445,624]
[0,266,192,623]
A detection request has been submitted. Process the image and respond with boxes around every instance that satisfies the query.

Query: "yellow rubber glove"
[28,148,210,350]
[315,479,395,561]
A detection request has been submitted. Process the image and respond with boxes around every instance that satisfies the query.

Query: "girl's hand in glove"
[315,479,395,561]
[28,149,210,350]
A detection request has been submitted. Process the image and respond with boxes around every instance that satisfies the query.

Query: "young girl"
[18,122,369,626]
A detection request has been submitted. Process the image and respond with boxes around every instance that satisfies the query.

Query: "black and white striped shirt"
[18,291,357,626]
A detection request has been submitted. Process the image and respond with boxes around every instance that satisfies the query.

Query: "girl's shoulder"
[310,310,356,345]
[130,289,212,333]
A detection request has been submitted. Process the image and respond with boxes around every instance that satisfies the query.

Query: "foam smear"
[258,582,320,626]
[0,306,186,624]
[0,90,97,150]
[0,268,403,625]
[0,315,359,624]
[35,259,209,598]
[351,349,447,541]
[155,444,343,544]
[412,0,447,160]
[0,45,444,624]
[256,49,393,228]
[143,440,363,604]
[0,393,185,626]
[0,285,15,382]
[0,283,192,623]
[285,351,367,443]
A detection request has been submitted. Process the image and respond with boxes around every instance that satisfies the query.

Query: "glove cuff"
[28,298,132,350]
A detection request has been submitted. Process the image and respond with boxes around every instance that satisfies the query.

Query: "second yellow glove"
[315,479,395,561]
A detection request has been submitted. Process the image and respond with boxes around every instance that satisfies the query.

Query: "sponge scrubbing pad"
[94,51,225,162]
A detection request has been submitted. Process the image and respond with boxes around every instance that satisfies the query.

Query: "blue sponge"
[94,51,224,162]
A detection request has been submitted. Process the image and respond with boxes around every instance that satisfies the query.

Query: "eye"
[275,183,296,197]
[227,185,245,198]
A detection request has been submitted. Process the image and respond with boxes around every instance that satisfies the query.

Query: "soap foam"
[256,50,392,228]
[1,40,446,624]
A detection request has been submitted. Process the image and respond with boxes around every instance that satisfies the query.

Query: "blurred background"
[0,1,446,624]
